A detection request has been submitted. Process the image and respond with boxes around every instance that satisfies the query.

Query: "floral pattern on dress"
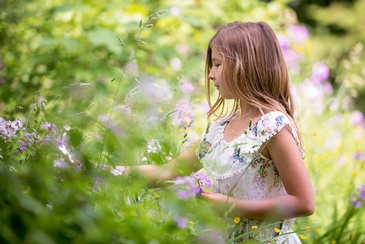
[197,140,212,159]
[251,156,272,191]
[197,111,303,244]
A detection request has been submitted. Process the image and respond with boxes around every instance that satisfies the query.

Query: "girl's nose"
[209,70,214,80]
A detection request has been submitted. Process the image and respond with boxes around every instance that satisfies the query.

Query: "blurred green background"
[1,0,364,243]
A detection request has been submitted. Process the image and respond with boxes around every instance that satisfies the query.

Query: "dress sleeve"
[245,111,304,158]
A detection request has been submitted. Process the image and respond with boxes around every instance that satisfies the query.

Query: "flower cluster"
[174,172,211,200]
[0,118,78,168]
[351,184,365,208]
[0,119,23,142]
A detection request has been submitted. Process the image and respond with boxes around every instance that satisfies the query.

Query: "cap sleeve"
[246,111,304,158]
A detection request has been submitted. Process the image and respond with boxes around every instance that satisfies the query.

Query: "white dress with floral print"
[196,111,303,244]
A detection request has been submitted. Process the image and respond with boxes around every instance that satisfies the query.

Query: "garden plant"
[0,0,364,243]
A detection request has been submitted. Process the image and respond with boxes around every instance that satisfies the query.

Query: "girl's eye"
[214,64,220,67]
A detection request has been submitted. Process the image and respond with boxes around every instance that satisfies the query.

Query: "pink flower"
[350,110,364,126]
[179,81,195,94]
[172,99,194,126]
[175,216,188,229]
[288,25,309,43]
[42,122,57,132]
[311,62,330,83]
[174,172,211,200]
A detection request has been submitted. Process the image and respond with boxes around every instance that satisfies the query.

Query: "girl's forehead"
[211,47,223,59]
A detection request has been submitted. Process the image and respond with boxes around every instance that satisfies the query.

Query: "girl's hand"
[200,191,235,214]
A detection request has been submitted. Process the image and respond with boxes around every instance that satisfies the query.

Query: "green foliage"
[292,0,365,112]
[0,0,365,243]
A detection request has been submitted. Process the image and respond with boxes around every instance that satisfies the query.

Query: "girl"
[112,21,315,243]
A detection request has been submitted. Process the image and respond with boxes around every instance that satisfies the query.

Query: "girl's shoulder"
[255,111,290,129]
[252,111,304,158]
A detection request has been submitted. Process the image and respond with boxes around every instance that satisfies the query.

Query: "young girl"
[112,21,315,243]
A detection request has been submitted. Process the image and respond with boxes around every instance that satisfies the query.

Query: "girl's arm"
[201,125,315,220]
[115,143,202,187]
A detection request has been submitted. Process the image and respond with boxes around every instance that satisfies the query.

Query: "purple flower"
[357,185,365,200]
[311,62,330,83]
[174,176,201,200]
[139,75,173,103]
[17,132,39,154]
[172,99,194,126]
[42,122,57,132]
[54,159,69,168]
[193,172,212,188]
[17,141,29,154]
[23,132,37,143]
[174,172,211,200]
[56,137,66,148]
[92,177,102,191]
[277,34,290,52]
[353,151,365,162]
[288,25,309,43]
[0,119,23,141]
[179,81,195,94]
[175,216,188,229]
[350,110,364,126]
[41,135,52,145]
[351,184,365,208]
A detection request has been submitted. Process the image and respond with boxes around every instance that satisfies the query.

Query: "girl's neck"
[237,103,262,119]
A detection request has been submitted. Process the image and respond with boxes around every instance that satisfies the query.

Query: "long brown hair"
[205,21,303,145]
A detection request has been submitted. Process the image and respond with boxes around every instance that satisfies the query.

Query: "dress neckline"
[222,114,261,144]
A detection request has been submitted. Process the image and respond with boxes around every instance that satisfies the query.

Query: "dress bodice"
[196,111,303,243]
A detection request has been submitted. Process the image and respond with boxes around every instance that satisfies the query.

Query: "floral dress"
[196,111,304,244]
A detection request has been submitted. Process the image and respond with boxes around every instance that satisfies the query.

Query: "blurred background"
[1,0,364,243]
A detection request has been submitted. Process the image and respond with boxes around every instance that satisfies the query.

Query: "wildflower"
[350,110,364,126]
[192,171,212,188]
[42,122,57,132]
[169,57,181,71]
[175,216,188,229]
[353,152,365,162]
[146,139,162,154]
[175,176,201,200]
[288,25,309,43]
[179,81,195,94]
[315,228,320,233]
[311,62,330,83]
[17,141,29,154]
[54,159,68,168]
[172,98,194,127]
[234,217,240,224]
[153,192,159,198]
[252,226,258,230]
[17,132,39,154]
[174,172,211,200]
[57,137,74,163]
[305,226,311,230]
[274,228,280,233]
[139,75,173,103]
[350,184,365,208]
[300,234,306,240]
[92,177,102,191]
[0,119,23,141]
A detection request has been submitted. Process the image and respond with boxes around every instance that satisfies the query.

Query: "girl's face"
[209,49,232,99]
